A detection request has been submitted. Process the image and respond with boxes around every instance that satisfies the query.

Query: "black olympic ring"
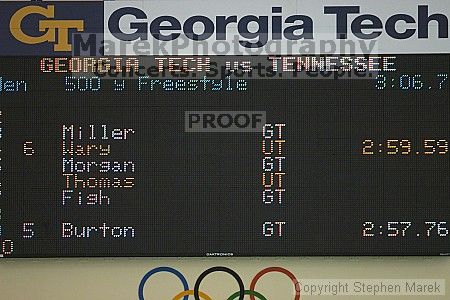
[193,266,245,300]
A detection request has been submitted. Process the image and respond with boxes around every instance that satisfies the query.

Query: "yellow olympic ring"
[172,290,212,300]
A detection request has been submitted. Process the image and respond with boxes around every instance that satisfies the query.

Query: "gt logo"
[9,5,84,51]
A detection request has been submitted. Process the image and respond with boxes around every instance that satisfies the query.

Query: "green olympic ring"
[227,290,267,300]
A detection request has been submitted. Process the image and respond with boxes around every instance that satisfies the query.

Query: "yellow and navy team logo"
[0,1,103,55]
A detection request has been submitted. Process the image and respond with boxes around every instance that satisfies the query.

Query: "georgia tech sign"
[108,5,449,47]
[102,0,449,55]
[9,5,84,51]
[1,1,449,55]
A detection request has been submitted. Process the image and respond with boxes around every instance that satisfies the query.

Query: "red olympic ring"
[249,267,301,300]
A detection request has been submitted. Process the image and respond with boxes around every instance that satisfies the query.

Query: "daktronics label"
[1,0,449,55]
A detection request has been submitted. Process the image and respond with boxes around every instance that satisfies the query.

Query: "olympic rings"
[194,267,245,300]
[172,290,212,300]
[139,266,301,300]
[249,267,301,300]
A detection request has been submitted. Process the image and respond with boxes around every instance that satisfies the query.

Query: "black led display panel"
[0,55,449,257]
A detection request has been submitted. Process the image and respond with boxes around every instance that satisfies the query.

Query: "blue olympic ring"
[138,266,189,300]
